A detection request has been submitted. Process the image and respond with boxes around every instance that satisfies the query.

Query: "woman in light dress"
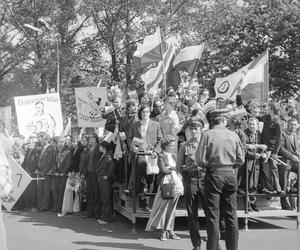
[145,135,183,241]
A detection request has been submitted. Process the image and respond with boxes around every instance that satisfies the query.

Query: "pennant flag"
[214,50,269,103]
[60,117,71,137]
[173,44,205,74]
[133,27,163,69]
[141,44,179,94]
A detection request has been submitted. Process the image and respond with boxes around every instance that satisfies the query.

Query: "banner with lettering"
[0,106,12,132]
[75,87,107,127]
[14,93,63,138]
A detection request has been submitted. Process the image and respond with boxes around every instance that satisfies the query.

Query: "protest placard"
[14,93,63,138]
[75,87,107,127]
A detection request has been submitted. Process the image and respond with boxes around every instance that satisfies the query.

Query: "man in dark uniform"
[176,116,206,250]
[196,116,244,250]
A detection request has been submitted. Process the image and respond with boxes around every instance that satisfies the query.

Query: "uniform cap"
[187,116,204,128]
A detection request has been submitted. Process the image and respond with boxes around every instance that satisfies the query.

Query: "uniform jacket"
[157,151,177,184]
[177,138,201,176]
[128,119,163,153]
[95,153,116,182]
[38,144,56,175]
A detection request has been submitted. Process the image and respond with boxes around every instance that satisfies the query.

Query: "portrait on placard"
[75,87,107,127]
[14,93,63,138]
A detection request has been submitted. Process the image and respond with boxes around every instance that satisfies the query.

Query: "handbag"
[145,155,159,175]
[160,174,175,199]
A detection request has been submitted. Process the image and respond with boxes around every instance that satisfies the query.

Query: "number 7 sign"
[2,156,32,211]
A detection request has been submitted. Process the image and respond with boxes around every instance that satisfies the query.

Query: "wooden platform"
[113,186,300,231]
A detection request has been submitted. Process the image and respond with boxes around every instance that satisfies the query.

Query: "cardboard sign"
[2,156,32,211]
[14,93,63,139]
[75,87,107,127]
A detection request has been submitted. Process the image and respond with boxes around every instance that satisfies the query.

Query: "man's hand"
[132,145,139,153]
[291,155,299,163]
[151,151,158,158]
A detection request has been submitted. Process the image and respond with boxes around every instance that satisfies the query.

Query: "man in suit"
[36,132,56,211]
[128,105,163,211]
[22,136,41,210]
[278,117,299,210]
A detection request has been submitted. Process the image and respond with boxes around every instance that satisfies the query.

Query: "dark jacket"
[79,147,89,176]
[38,144,56,175]
[279,130,298,167]
[22,146,42,174]
[69,143,84,173]
[95,153,116,182]
[259,115,282,155]
[102,109,121,133]
[157,152,177,185]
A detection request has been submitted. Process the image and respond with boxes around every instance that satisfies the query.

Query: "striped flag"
[141,44,176,94]
[133,27,163,69]
[173,44,205,74]
[214,50,269,103]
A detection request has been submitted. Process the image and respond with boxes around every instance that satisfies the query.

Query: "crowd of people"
[1,85,300,250]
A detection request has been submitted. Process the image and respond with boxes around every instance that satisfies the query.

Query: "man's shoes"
[143,205,151,212]
[160,231,168,241]
[124,189,131,195]
[98,220,108,225]
[168,232,180,240]
[282,205,293,211]
[262,188,273,195]
[57,213,66,217]
[251,204,260,212]
[238,188,245,195]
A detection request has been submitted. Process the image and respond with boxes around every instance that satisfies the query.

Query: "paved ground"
[3,210,300,250]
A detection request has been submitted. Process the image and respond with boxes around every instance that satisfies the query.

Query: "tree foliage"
[0,0,299,122]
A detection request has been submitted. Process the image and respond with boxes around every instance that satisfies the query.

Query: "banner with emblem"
[14,93,63,138]
[0,106,12,132]
[214,51,269,104]
[75,87,107,128]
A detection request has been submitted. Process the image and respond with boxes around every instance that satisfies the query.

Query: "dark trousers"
[183,175,207,248]
[37,175,52,210]
[98,177,113,222]
[86,172,101,219]
[52,176,67,212]
[135,155,154,208]
[278,165,291,207]
[24,173,37,209]
[204,169,239,250]
[260,159,282,192]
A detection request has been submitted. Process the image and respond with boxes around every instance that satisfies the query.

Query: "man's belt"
[185,171,202,178]
[208,165,234,171]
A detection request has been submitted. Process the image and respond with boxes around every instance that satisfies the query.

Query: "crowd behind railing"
[1,87,300,242]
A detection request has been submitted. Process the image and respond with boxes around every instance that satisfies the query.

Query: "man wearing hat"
[176,116,207,250]
[196,115,244,250]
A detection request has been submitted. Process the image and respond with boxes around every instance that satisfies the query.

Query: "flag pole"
[157,27,166,98]
[184,44,205,100]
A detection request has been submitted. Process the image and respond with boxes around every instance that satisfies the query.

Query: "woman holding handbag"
[145,135,183,241]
